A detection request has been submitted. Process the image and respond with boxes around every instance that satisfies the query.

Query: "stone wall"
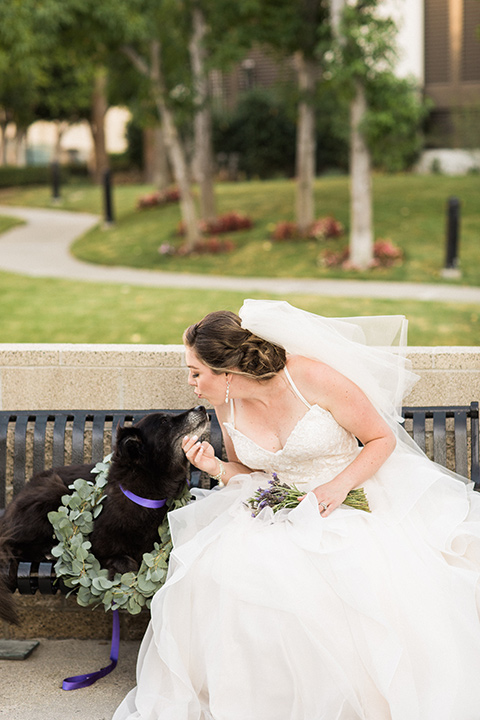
[0,344,479,411]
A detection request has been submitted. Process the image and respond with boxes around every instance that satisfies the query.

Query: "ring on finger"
[319,502,328,512]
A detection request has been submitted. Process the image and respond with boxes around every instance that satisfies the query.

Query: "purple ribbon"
[62,609,120,691]
[62,486,174,690]
[119,484,167,509]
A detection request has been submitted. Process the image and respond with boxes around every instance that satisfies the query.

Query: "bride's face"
[185,346,227,405]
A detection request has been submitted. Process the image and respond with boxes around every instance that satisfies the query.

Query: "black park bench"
[0,403,478,599]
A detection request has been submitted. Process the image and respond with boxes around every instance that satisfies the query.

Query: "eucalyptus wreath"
[47,455,191,615]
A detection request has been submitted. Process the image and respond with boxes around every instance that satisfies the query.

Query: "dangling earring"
[224,377,230,404]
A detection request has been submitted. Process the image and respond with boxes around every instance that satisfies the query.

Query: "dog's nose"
[194,405,207,414]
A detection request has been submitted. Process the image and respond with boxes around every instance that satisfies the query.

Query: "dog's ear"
[116,426,144,461]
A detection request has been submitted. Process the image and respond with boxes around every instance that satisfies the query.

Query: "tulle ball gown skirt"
[113,467,480,720]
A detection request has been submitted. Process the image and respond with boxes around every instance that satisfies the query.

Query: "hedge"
[0,166,51,188]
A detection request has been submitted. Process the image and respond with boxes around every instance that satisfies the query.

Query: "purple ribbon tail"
[62,609,120,691]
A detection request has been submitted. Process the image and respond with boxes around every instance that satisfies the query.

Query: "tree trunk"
[122,41,200,250]
[52,121,69,163]
[13,126,27,166]
[143,125,170,189]
[189,5,216,222]
[0,120,7,166]
[149,41,200,250]
[89,66,109,185]
[349,81,373,269]
[294,51,317,234]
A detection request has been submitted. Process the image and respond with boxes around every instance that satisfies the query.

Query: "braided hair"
[183,310,286,379]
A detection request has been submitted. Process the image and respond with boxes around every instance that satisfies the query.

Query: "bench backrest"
[0,403,478,514]
[0,409,224,513]
[402,403,479,489]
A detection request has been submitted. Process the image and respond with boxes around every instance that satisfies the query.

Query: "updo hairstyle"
[183,310,286,379]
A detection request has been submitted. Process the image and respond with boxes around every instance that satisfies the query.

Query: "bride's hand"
[182,434,218,476]
[301,479,350,518]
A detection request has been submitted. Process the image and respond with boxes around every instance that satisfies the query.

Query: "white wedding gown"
[113,373,480,720]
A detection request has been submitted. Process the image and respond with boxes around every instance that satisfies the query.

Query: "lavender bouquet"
[246,474,371,517]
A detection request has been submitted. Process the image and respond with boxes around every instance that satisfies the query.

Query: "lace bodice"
[224,404,360,492]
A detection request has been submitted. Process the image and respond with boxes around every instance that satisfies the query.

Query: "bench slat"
[472,404,480,491]
[13,415,30,495]
[92,413,108,462]
[32,414,49,476]
[71,413,88,466]
[52,415,68,469]
[412,412,426,452]
[432,411,447,467]
[454,411,468,479]
[0,413,9,510]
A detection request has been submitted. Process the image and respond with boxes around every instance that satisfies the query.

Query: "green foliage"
[213,89,296,178]
[326,1,427,172]
[0,166,50,187]
[0,0,74,127]
[206,0,331,63]
[330,0,398,87]
[125,120,144,169]
[363,74,431,172]
[48,455,192,613]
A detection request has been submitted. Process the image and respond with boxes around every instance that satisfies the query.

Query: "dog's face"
[112,407,209,499]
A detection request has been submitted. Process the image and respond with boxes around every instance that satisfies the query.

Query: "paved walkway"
[0,637,140,720]
[1,205,479,302]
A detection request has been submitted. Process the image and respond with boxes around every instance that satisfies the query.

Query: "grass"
[0,175,478,346]
[1,175,478,285]
[0,215,24,234]
[0,270,478,345]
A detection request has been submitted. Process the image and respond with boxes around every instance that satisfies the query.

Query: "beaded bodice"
[223,404,360,491]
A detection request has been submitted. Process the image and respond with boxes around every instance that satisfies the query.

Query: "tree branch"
[121,45,150,78]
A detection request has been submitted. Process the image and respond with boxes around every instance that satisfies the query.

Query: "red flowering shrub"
[308,216,344,240]
[177,212,253,236]
[319,239,403,270]
[176,237,236,255]
[137,187,180,209]
[320,248,350,268]
[370,239,404,267]
[270,221,300,241]
[270,216,343,242]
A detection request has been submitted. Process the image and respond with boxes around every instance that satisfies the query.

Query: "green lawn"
[0,214,24,234]
[0,175,479,346]
[0,175,479,285]
[0,270,478,345]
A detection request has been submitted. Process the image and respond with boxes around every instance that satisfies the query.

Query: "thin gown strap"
[283,366,312,409]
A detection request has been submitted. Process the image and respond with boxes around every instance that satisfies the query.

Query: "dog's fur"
[0,407,208,625]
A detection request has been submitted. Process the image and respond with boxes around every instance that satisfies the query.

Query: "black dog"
[0,407,209,625]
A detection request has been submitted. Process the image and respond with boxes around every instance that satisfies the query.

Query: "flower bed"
[177,211,253,236]
[136,187,180,209]
[270,216,343,241]
[320,239,404,269]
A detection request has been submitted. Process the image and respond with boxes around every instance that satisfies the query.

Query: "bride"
[113,299,480,720]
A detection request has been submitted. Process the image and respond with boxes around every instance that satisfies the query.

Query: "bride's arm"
[182,404,253,485]
[291,356,396,517]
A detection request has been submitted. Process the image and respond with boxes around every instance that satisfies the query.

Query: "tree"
[34,48,94,163]
[205,0,331,231]
[189,1,216,222]
[0,0,62,165]
[330,0,403,269]
[121,36,201,250]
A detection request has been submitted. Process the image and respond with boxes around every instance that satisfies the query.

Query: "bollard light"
[442,196,461,279]
[103,169,115,226]
[51,161,60,202]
